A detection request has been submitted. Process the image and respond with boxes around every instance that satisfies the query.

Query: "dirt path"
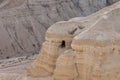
[0,60,33,74]
[0,56,53,80]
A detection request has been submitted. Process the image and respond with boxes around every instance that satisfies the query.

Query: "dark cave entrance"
[61,40,66,48]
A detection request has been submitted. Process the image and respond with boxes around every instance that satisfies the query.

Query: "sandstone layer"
[0,0,120,59]
[0,0,120,80]
[27,20,86,77]
[27,1,120,80]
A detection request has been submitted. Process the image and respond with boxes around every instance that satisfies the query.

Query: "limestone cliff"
[0,0,120,59]
[0,1,120,80]
[27,1,120,80]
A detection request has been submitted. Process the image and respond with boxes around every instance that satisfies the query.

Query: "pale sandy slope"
[0,55,52,80]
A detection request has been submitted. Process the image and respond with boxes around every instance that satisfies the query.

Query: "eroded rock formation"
[27,1,120,80]
[0,0,120,59]
[27,21,86,77]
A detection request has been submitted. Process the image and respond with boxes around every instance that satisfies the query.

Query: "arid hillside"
[0,0,120,59]
[0,1,120,80]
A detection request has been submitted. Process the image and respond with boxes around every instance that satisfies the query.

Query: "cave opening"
[61,40,66,48]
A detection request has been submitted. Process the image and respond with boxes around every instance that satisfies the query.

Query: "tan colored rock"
[53,2,120,80]
[0,0,119,59]
[69,1,120,28]
[53,50,78,80]
[46,21,86,42]
[27,41,61,77]
[1,0,120,80]
[71,4,120,80]
[27,1,120,80]
[27,20,87,77]
[74,52,93,80]
[72,8,120,51]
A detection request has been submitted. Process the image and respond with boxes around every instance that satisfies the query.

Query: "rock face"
[71,6,120,80]
[53,50,78,80]
[27,1,120,80]
[27,21,86,77]
[0,0,120,59]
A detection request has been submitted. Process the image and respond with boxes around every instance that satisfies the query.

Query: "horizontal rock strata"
[0,0,119,59]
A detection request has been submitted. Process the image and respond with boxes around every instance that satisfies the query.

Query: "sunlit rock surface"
[0,0,119,59]
[0,0,120,80]
[27,1,120,80]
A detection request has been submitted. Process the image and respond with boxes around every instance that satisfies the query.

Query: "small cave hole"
[6,56,10,59]
[61,40,66,48]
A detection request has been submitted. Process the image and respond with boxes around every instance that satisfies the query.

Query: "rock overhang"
[27,1,120,80]
[45,21,86,42]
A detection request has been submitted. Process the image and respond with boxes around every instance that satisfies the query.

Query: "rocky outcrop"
[27,20,86,77]
[0,0,120,80]
[71,6,120,80]
[27,1,120,80]
[0,0,120,59]
[53,50,78,80]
